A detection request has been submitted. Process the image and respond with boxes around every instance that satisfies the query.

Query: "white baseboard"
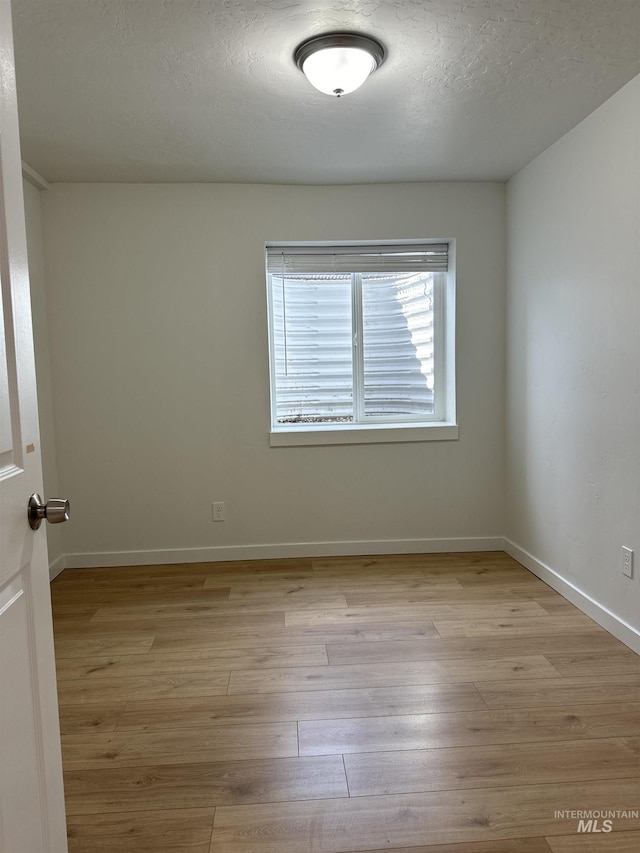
[48,554,66,581]
[63,536,505,569]
[505,539,640,654]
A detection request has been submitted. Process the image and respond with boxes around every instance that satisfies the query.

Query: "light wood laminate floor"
[50,552,640,853]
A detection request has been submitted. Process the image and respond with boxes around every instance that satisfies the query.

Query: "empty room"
[1,1,639,852]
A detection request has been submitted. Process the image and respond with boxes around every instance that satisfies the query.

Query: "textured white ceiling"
[12,0,640,184]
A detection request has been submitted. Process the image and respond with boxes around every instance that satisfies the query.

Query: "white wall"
[41,182,506,564]
[506,75,640,643]
[23,179,63,574]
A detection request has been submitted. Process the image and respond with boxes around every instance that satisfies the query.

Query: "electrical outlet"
[622,546,633,579]
[212,502,225,522]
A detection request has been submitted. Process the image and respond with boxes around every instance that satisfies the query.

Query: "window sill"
[269,422,459,447]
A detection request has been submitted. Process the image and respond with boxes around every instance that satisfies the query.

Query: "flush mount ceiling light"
[294,32,386,97]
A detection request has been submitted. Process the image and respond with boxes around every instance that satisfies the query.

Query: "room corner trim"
[48,554,66,581]
[22,161,50,191]
[62,536,505,569]
[505,539,640,654]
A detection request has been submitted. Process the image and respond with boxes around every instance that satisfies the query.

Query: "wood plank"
[207,557,313,571]
[344,738,640,796]
[56,672,231,705]
[66,807,215,853]
[70,559,313,582]
[535,599,582,614]
[209,779,640,853]
[57,575,214,594]
[51,614,96,634]
[418,551,520,566]
[90,599,342,623]
[228,655,561,694]
[53,568,102,583]
[312,554,446,572]
[312,552,517,572]
[298,703,640,755]
[420,565,530,581]
[58,703,127,735]
[546,832,640,852]
[544,651,640,676]
[416,551,518,563]
[434,615,603,638]
[116,683,486,730]
[151,592,352,611]
[54,613,293,638]
[313,569,442,582]
[60,570,311,588]
[54,633,156,658]
[61,584,405,614]
[350,841,552,853]
[344,838,551,853]
[149,621,441,652]
[222,577,466,597]
[344,587,560,607]
[55,644,329,680]
[61,721,298,769]
[476,676,640,709]
[51,576,213,595]
[199,571,320,585]
[285,601,549,627]
[52,603,101,619]
[51,586,232,608]
[91,610,286,630]
[323,572,462,584]
[326,632,622,666]
[453,570,551,586]
[64,754,348,814]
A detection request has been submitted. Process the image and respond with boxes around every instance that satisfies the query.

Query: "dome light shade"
[295,33,386,97]
[302,47,375,97]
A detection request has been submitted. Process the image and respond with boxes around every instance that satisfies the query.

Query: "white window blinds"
[266,243,449,274]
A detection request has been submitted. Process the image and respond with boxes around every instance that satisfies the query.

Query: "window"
[266,242,457,446]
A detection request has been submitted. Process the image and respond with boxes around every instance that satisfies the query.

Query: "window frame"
[266,241,458,447]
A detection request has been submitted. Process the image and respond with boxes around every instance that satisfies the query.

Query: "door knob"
[28,493,70,530]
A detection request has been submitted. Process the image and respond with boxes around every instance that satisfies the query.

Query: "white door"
[0,1,68,850]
